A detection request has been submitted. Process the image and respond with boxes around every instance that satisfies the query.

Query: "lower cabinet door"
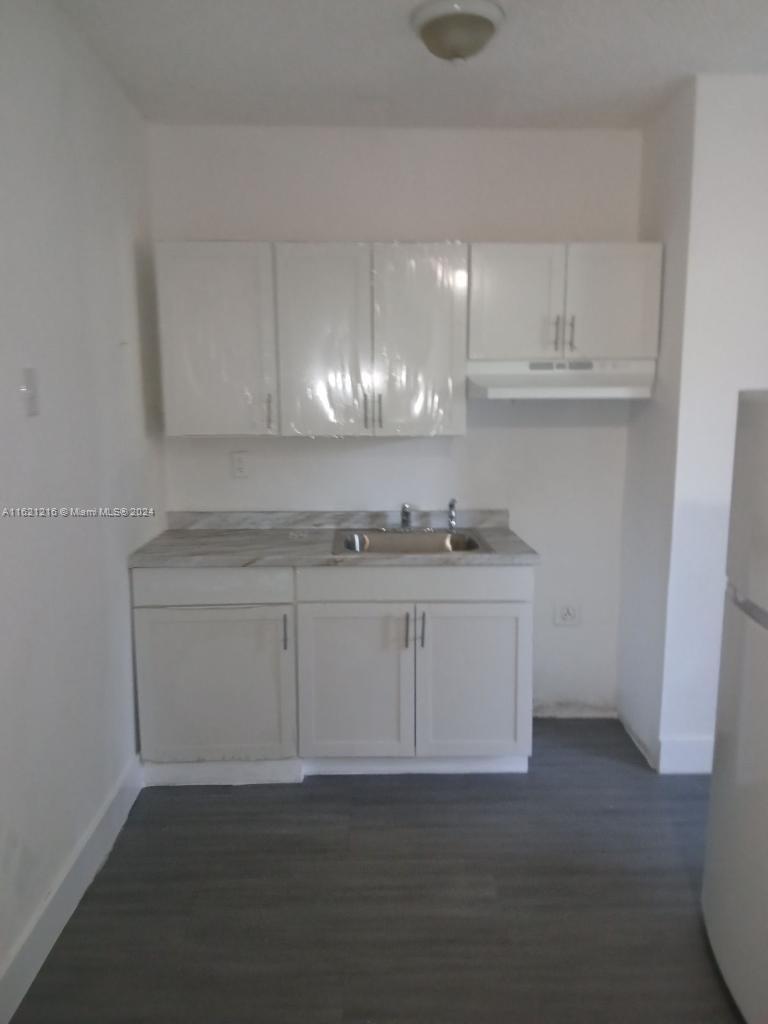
[415,602,532,757]
[135,605,297,762]
[298,602,416,757]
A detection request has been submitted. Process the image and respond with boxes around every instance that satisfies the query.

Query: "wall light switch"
[20,368,39,416]
[230,451,248,479]
[554,603,582,627]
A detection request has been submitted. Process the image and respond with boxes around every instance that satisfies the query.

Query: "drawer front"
[132,568,294,607]
[296,566,534,603]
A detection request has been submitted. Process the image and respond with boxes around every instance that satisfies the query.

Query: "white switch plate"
[229,451,248,479]
[554,603,582,627]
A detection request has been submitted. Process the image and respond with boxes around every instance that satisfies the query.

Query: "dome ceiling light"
[411,0,506,62]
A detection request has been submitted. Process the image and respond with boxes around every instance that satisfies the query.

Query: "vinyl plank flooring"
[12,721,743,1024]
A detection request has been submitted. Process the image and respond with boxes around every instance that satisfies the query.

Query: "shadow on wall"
[661,496,732,742]
[134,240,164,437]
[466,396,631,434]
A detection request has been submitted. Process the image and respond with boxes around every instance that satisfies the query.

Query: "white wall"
[619,75,768,773]
[0,0,163,1002]
[618,83,696,765]
[150,124,642,715]
[149,125,641,243]
[659,76,768,770]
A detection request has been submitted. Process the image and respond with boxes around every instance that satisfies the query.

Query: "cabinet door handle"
[377,394,383,429]
[266,393,273,432]
[568,316,576,352]
[282,613,288,651]
[552,315,562,351]
[404,611,410,649]
[363,392,369,430]
[420,611,426,648]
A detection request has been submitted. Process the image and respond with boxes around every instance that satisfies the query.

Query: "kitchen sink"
[332,528,492,555]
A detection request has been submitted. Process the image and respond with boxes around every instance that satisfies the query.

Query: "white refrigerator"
[703,390,768,1024]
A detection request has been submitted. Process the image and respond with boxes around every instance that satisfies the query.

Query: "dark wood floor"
[14,721,742,1023]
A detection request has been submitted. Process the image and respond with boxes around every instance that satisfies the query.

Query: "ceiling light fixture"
[411,0,505,62]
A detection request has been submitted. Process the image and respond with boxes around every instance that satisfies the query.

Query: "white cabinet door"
[298,603,415,757]
[156,242,277,436]
[415,603,532,757]
[276,243,373,436]
[564,243,662,359]
[373,243,467,436]
[469,244,567,360]
[135,605,296,762]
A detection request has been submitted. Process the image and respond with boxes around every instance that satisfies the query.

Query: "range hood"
[467,358,656,400]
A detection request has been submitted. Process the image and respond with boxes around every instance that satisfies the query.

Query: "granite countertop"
[128,510,539,569]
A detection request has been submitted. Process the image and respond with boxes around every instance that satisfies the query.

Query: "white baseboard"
[534,705,618,719]
[0,757,143,1024]
[657,734,714,774]
[142,756,529,782]
[142,759,303,786]
[619,719,714,774]
[619,718,660,770]
[303,756,529,776]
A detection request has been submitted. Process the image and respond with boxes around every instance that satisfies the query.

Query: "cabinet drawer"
[132,568,294,607]
[296,566,534,603]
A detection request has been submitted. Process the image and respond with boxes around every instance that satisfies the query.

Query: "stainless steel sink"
[332,528,491,555]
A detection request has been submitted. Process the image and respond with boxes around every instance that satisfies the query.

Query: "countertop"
[128,510,539,569]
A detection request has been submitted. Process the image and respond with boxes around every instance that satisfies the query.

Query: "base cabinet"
[416,603,532,757]
[135,605,296,762]
[132,567,534,772]
[297,603,415,757]
[298,600,531,759]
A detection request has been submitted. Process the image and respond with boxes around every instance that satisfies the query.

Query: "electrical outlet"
[554,603,582,627]
[230,451,248,479]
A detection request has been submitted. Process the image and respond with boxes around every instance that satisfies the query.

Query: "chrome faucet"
[448,498,457,533]
[400,503,412,530]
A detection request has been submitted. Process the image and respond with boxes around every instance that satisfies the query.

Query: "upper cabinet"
[563,244,662,360]
[276,243,372,437]
[469,244,566,361]
[469,242,662,363]
[155,240,665,434]
[156,242,277,436]
[373,243,467,436]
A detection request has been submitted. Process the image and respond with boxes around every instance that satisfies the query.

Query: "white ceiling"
[59,0,768,128]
